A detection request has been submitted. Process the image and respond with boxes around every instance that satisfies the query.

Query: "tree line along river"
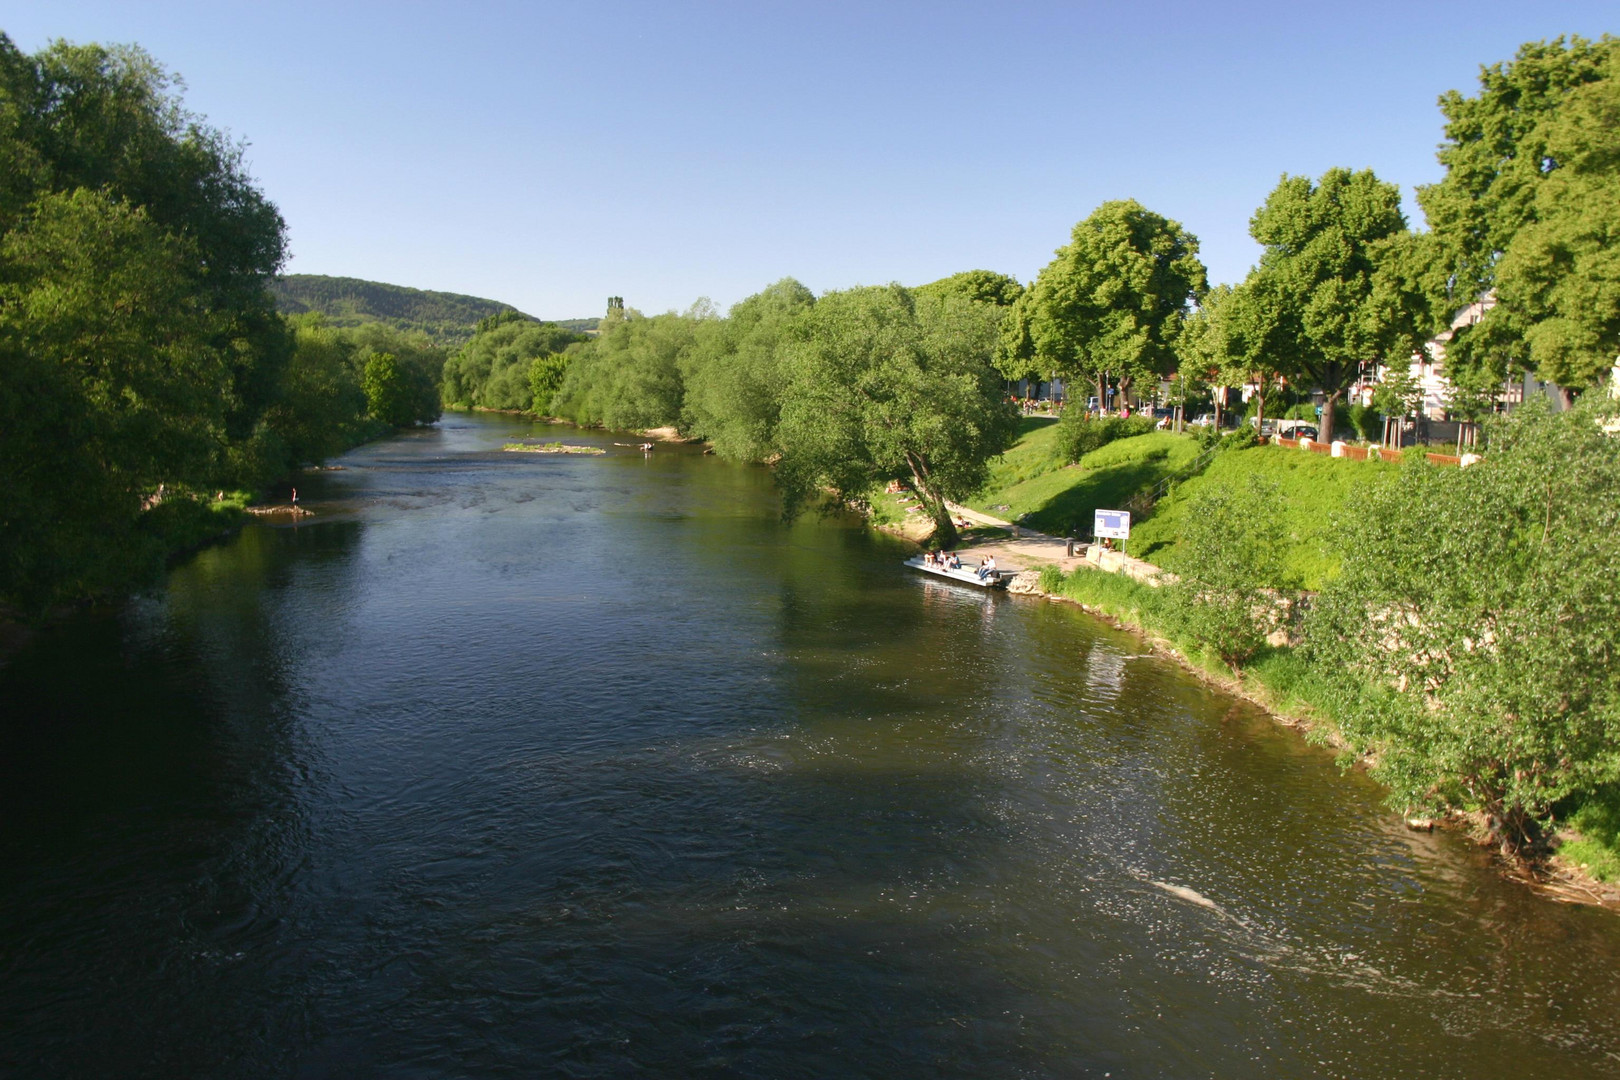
[2,412,1618,1079]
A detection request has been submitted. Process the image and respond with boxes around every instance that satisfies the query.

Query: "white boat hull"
[903,556,1009,589]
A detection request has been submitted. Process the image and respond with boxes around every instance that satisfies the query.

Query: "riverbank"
[884,461,1620,909]
[1014,556,1620,910]
[0,421,409,668]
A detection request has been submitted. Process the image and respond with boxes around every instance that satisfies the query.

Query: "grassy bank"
[1130,444,1400,590]
[964,418,1203,536]
[1032,562,1343,737]
[141,491,252,561]
[964,421,1620,897]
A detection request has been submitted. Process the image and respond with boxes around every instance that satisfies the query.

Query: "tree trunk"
[1320,388,1343,444]
[906,453,958,548]
[1095,373,1106,414]
[928,499,958,547]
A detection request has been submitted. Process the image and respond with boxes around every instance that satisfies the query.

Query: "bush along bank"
[1021,398,1620,906]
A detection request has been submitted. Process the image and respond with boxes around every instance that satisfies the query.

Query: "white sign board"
[1093,509,1131,540]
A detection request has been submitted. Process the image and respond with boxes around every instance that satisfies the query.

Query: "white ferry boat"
[902,555,1009,589]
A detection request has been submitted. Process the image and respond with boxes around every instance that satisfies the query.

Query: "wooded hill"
[270,274,550,345]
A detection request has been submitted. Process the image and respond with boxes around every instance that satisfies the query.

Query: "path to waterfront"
[944,502,1086,572]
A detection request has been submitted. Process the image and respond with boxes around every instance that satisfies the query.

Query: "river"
[2,412,1618,1079]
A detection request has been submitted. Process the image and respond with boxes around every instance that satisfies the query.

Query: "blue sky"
[7,2,1614,319]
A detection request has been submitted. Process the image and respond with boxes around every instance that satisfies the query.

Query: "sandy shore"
[937,502,1087,573]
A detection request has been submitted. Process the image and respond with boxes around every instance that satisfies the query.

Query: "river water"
[2,412,1618,1079]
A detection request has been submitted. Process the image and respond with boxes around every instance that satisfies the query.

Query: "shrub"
[1305,397,1620,856]
[1242,389,1286,420]
[1054,412,1156,464]
[1162,473,1291,669]
[1345,403,1382,442]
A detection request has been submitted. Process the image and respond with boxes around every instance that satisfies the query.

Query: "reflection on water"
[2,413,1618,1079]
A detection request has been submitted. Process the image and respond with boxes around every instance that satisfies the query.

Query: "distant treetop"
[915,269,1025,307]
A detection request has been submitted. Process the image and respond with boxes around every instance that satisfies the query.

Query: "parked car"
[1189,413,1217,427]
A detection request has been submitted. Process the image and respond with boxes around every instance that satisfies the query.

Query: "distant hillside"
[269,275,541,345]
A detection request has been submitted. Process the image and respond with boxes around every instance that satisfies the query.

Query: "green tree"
[678,278,815,462]
[0,34,289,606]
[0,189,230,606]
[549,307,701,430]
[1243,168,1429,446]
[1009,200,1206,409]
[1163,474,1291,669]
[1306,397,1620,856]
[266,316,368,464]
[349,323,443,425]
[1371,364,1423,419]
[1,36,290,452]
[362,353,411,427]
[1418,35,1620,397]
[1489,50,1620,394]
[915,269,1025,307]
[1175,281,1291,431]
[773,285,1017,544]
[442,317,584,409]
[527,353,572,416]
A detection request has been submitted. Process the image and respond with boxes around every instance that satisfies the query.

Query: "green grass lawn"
[967,420,1404,590]
[1129,444,1400,590]
[967,421,1203,537]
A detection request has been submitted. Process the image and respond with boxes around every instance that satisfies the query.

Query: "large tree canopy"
[1243,168,1429,443]
[549,305,705,431]
[0,34,289,608]
[915,269,1025,308]
[1002,200,1206,401]
[441,317,585,409]
[774,285,1017,545]
[678,278,815,462]
[1418,35,1620,394]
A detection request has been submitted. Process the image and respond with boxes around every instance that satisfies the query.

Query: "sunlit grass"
[968,427,1201,535]
[1130,444,1399,590]
[1559,789,1620,882]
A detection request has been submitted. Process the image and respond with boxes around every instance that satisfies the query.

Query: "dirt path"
[943,502,1086,573]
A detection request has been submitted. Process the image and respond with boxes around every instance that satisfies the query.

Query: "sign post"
[1093,509,1131,555]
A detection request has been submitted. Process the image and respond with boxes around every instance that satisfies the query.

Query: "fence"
[1275,436,1462,466]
